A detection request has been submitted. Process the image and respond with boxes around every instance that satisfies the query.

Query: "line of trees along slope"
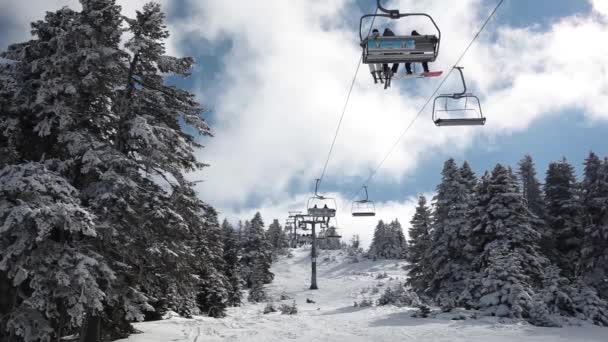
[0,1,277,341]
[406,154,608,326]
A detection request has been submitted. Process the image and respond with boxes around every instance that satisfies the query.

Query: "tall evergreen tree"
[368,220,387,259]
[427,159,472,306]
[389,219,408,259]
[581,152,608,298]
[194,207,229,318]
[240,212,274,288]
[544,158,584,279]
[406,195,433,294]
[221,219,244,307]
[518,155,545,217]
[465,164,547,318]
[460,161,478,195]
[267,219,288,255]
[0,1,219,340]
[516,155,551,261]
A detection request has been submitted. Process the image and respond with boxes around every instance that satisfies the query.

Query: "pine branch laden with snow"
[0,163,113,341]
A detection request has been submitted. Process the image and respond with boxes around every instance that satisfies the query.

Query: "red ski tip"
[421,71,443,77]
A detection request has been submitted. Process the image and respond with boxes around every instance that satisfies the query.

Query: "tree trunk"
[80,315,101,342]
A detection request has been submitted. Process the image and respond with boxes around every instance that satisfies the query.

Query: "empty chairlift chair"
[307,179,337,218]
[432,67,486,126]
[351,186,376,217]
[359,1,441,77]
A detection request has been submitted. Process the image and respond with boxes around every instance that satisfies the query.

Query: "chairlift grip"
[376,0,400,18]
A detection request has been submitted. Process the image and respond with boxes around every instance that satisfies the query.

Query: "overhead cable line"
[316,5,380,191]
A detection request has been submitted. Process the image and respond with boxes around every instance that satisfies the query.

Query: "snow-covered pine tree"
[427,159,472,307]
[518,155,545,217]
[368,220,387,259]
[406,195,433,295]
[0,1,218,340]
[267,219,288,256]
[516,155,551,263]
[460,161,478,195]
[0,2,131,340]
[241,212,274,288]
[346,235,363,256]
[544,158,585,279]
[581,152,608,299]
[247,259,268,303]
[194,207,229,318]
[0,164,115,342]
[221,219,244,307]
[465,164,547,318]
[388,219,408,259]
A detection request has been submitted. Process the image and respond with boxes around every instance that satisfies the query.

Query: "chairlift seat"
[352,212,376,217]
[434,118,486,126]
[363,35,439,64]
[351,186,377,217]
[308,207,336,218]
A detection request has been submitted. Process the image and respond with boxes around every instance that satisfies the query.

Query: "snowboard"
[393,70,443,80]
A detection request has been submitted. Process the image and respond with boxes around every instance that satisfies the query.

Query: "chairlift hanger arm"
[452,66,468,98]
[376,0,400,17]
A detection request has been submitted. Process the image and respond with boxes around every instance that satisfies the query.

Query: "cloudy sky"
[2,0,608,247]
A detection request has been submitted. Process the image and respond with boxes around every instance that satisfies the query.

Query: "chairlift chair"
[359,1,441,66]
[432,67,485,126]
[307,179,337,218]
[351,186,376,217]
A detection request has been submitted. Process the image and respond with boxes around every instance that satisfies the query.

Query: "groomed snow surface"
[120,248,607,342]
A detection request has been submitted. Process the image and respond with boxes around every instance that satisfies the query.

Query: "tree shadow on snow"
[319,305,370,316]
[369,310,504,329]
[369,311,438,328]
[319,259,405,279]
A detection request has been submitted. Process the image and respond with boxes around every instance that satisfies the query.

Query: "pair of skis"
[373,70,443,89]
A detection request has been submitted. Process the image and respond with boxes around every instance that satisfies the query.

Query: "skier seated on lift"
[361,29,383,84]
[405,30,431,75]
[382,28,400,88]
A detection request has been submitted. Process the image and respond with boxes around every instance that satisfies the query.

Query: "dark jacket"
[383,28,395,36]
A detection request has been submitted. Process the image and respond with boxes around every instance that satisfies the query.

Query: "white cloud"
[181,0,608,211]
[591,0,608,17]
[3,1,608,220]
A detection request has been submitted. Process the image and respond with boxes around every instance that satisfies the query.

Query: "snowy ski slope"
[120,247,607,342]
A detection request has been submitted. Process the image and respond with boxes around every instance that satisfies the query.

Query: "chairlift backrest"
[307,179,337,218]
[359,1,441,65]
[351,186,376,217]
